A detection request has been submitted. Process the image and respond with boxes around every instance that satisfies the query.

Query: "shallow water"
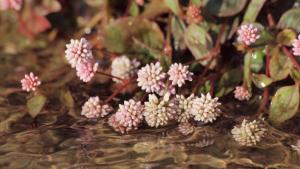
[1,118,300,169]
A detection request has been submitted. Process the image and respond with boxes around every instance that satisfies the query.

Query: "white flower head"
[168,63,193,87]
[111,55,140,83]
[81,96,112,119]
[176,94,195,123]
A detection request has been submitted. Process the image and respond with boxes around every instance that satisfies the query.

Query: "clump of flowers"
[81,96,112,119]
[137,62,166,94]
[178,123,195,135]
[113,99,144,132]
[1,0,23,11]
[237,24,260,46]
[231,119,267,146]
[65,38,93,68]
[76,61,99,83]
[168,63,193,87]
[234,86,251,101]
[20,72,41,92]
[186,5,202,24]
[291,140,300,155]
[144,93,178,127]
[135,0,144,6]
[111,55,140,83]
[292,35,300,56]
[191,93,221,123]
[108,114,127,134]
[176,94,195,123]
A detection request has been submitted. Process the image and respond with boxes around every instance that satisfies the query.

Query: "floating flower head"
[1,0,23,11]
[21,72,41,92]
[186,5,202,24]
[178,123,195,135]
[237,24,260,46]
[291,140,300,155]
[65,38,93,68]
[234,86,251,101]
[111,55,140,83]
[144,93,178,127]
[137,62,166,93]
[114,99,144,132]
[168,63,193,87]
[191,93,221,123]
[176,94,195,123]
[81,96,112,119]
[76,61,98,82]
[231,119,267,146]
[108,114,127,134]
[292,35,300,56]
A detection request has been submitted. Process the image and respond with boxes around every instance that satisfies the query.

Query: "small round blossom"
[168,63,193,87]
[237,24,260,46]
[176,94,195,123]
[137,62,166,94]
[114,99,144,132]
[231,119,267,146]
[292,35,300,56]
[1,0,23,11]
[65,38,93,68]
[191,93,221,123]
[144,93,178,128]
[291,140,300,155]
[20,72,41,92]
[136,0,144,6]
[186,5,202,24]
[81,96,112,119]
[108,114,127,134]
[76,61,98,82]
[234,86,251,101]
[178,123,195,135]
[111,55,140,83]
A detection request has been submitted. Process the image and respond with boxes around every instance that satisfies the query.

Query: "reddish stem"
[258,54,271,113]
[104,80,131,103]
[97,71,124,82]
[282,46,300,72]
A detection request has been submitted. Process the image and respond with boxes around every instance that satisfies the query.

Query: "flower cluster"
[20,72,41,92]
[65,38,98,82]
[292,35,300,56]
[191,93,221,123]
[1,0,23,11]
[176,94,195,123]
[81,96,112,119]
[111,55,140,83]
[137,62,193,95]
[109,100,144,133]
[186,5,202,24]
[234,86,251,101]
[231,119,267,146]
[237,24,260,46]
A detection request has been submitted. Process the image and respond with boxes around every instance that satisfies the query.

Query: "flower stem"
[282,46,300,72]
[104,80,131,103]
[96,71,124,82]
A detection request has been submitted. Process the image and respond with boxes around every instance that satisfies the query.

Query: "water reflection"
[0,120,300,169]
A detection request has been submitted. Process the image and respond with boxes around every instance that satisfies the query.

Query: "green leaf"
[142,0,169,19]
[27,94,47,118]
[251,74,272,88]
[290,68,300,83]
[164,0,182,15]
[269,85,299,124]
[129,2,139,16]
[171,16,186,50]
[250,48,265,73]
[184,24,215,68]
[276,29,297,46]
[215,68,243,97]
[268,46,293,81]
[104,17,164,53]
[278,8,300,32]
[203,0,247,17]
[243,0,266,23]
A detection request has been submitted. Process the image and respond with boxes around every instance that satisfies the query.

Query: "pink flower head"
[186,5,202,24]
[114,99,144,132]
[1,0,23,11]
[137,62,166,94]
[168,63,193,87]
[20,72,41,92]
[292,35,300,56]
[108,114,127,134]
[234,86,251,101]
[81,96,112,119]
[136,0,144,6]
[65,38,93,68]
[76,61,98,82]
[237,24,260,46]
